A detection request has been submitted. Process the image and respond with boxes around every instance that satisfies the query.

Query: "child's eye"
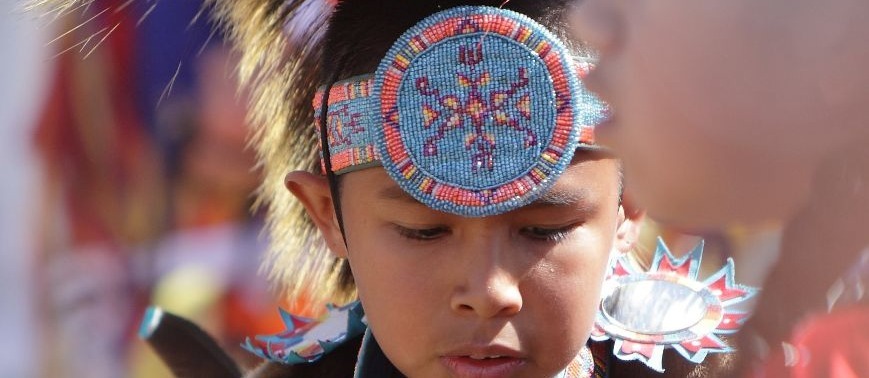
[394,225,450,241]
[520,224,576,242]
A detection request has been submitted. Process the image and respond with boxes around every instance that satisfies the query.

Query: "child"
[32,0,748,376]
[211,1,646,376]
[571,1,869,376]
[142,1,754,376]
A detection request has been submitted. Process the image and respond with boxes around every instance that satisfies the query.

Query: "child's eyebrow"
[527,188,592,209]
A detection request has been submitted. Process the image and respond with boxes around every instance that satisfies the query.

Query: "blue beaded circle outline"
[372,6,587,217]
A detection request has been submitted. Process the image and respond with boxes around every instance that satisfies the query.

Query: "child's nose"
[449,246,523,318]
[451,270,523,318]
[568,0,622,56]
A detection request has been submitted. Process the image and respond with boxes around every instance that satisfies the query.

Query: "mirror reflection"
[602,279,707,334]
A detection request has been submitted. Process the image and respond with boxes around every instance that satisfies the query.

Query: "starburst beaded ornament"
[313,6,605,217]
[242,301,367,364]
[591,238,759,372]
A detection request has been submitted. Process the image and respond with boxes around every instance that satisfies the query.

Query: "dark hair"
[322,0,579,83]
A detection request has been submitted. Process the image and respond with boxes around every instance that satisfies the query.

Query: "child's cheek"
[519,256,605,371]
[351,239,452,376]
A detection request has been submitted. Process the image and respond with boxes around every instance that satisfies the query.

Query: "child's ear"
[284,171,349,258]
[615,192,645,253]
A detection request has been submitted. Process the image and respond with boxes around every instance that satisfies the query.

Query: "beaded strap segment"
[314,76,380,174]
[313,6,606,217]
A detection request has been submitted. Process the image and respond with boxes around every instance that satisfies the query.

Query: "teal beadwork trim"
[242,301,367,365]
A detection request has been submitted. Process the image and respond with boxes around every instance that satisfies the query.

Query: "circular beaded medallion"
[373,6,595,216]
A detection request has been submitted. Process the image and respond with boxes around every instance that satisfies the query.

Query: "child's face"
[570,0,869,227]
[291,154,637,377]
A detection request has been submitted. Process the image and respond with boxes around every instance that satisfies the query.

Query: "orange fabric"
[753,306,869,378]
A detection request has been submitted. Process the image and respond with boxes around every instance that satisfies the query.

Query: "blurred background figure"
[572,0,869,376]
[129,44,283,377]
[0,2,53,377]
[2,1,296,376]
[33,3,164,376]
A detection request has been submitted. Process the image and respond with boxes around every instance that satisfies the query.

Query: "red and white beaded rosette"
[592,238,759,372]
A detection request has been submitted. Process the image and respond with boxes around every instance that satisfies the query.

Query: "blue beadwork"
[399,34,555,189]
[313,6,608,217]
[372,6,588,217]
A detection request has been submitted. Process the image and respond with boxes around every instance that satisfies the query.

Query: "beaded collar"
[313,6,606,217]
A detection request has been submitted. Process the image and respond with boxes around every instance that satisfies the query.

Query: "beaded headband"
[314,6,607,217]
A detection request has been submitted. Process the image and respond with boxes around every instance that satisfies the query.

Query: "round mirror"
[602,278,708,334]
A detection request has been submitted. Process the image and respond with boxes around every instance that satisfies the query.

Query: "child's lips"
[440,356,525,378]
[440,345,526,378]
